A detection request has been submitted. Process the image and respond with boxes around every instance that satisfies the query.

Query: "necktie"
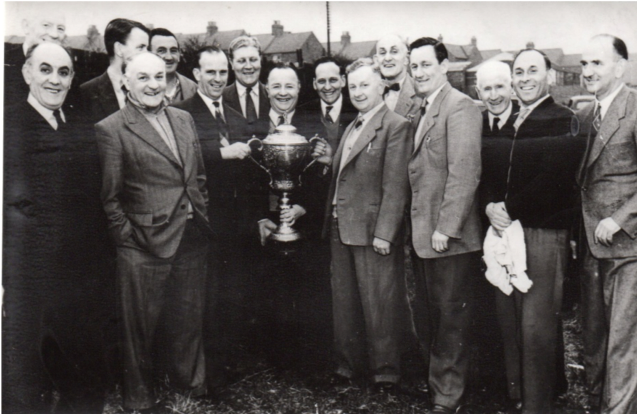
[277,114,286,126]
[325,105,334,123]
[53,109,65,130]
[492,116,500,134]
[513,107,531,132]
[420,101,428,117]
[354,116,364,130]
[383,83,400,98]
[592,103,602,133]
[245,86,258,123]
[212,101,225,124]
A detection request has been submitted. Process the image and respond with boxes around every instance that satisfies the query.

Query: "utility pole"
[326,1,331,56]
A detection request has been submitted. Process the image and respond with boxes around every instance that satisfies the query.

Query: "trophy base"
[270,227,302,243]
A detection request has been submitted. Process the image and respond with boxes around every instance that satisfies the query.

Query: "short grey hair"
[345,57,381,75]
[476,60,512,88]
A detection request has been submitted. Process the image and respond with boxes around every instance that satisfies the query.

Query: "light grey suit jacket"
[578,85,637,259]
[393,75,423,119]
[96,103,210,258]
[408,83,483,259]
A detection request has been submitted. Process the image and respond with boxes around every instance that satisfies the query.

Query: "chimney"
[471,36,477,47]
[438,34,443,42]
[272,20,284,37]
[87,25,99,39]
[526,41,535,49]
[146,23,154,30]
[207,21,218,36]
[341,31,351,46]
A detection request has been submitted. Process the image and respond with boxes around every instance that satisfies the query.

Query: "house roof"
[480,49,502,60]
[445,44,468,60]
[321,42,343,55]
[66,34,105,53]
[559,53,582,68]
[177,29,247,50]
[337,40,377,60]
[448,61,473,72]
[263,32,315,54]
[252,34,275,52]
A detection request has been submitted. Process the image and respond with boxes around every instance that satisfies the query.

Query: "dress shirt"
[415,82,447,147]
[596,83,625,120]
[164,76,183,104]
[107,65,127,109]
[236,82,260,118]
[333,102,385,208]
[269,108,295,127]
[198,90,225,121]
[321,95,343,121]
[488,101,513,131]
[27,93,66,130]
[383,76,407,112]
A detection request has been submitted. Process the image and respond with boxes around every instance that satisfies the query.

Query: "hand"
[220,142,251,160]
[312,139,333,165]
[373,237,391,255]
[594,217,621,247]
[280,204,306,226]
[432,231,450,253]
[486,202,512,232]
[258,219,277,246]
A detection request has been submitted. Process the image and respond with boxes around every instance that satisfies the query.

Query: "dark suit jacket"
[408,83,483,259]
[96,103,210,258]
[172,93,269,238]
[505,96,584,229]
[296,97,358,150]
[223,82,271,138]
[80,71,121,126]
[577,86,637,258]
[323,104,412,245]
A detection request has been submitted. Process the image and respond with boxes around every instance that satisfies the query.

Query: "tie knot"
[326,105,333,114]
[278,114,286,126]
[354,117,364,130]
[212,101,220,108]
[246,86,252,94]
[420,102,428,116]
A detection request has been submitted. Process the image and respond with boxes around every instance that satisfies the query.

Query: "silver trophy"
[248,125,325,242]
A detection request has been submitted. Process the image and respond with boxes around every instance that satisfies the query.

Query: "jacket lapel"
[394,76,418,116]
[97,72,121,116]
[122,104,182,168]
[413,83,450,155]
[587,86,628,167]
[166,108,192,176]
[342,106,386,168]
[332,119,356,171]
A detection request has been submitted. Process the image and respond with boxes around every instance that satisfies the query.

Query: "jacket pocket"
[126,212,153,227]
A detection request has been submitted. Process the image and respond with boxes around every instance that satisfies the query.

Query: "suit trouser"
[117,220,208,410]
[412,251,477,409]
[330,218,407,384]
[495,228,567,414]
[582,240,637,414]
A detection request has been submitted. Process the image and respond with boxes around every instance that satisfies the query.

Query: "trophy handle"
[246,136,270,176]
[303,135,328,173]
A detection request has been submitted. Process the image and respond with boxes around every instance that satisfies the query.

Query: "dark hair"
[513,48,552,71]
[409,37,448,64]
[104,18,149,58]
[593,34,629,60]
[193,46,226,69]
[313,56,345,77]
[267,62,299,82]
[150,28,178,48]
[25,43,74,68]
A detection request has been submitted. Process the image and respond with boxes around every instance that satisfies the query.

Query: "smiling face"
[313,61,346,105]
[194,51,229,100]
[581,37,626,101]
[116,27,149,64]
[23,43,74,110]
[124,53,166,108]
[375,35,409,81]
[150,35,180,75]
[410,45,448,98]
[347,65,384,113]
[22,13,67,49]
[231,46,261,87]
[266,67,300,114]
[476,70,512,116]
[512,50,550,106]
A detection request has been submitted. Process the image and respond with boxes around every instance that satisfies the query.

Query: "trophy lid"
[262,124,309,144]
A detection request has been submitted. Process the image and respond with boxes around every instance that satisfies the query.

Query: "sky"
[4,1,637,55]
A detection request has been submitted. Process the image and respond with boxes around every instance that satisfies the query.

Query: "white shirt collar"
[321,95,343,119]
[519,93,551,114]
[269,108,295,126]
[596,83,625,120]
[27,93,65,130]
[197,90,224,117]
[425,82,447,107]
[488,102,513,129]
[357,101,385,124]
[236,81,259,98]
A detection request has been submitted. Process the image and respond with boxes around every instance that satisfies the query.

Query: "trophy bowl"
[248,125,323,243]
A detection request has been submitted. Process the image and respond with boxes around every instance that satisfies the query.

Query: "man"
[150,28,197,104]
[4,42,113,414]
[407,37,482,414]
[4,11,67,110]
[96,52,211,411]
[324,57,412,390]
[80,18,150,125]
[487,49,583,414]
[578,34,637,414]
[296,56,358,150]
[172,46,268,387]
[375,34,422,118]
[223,35,270,137]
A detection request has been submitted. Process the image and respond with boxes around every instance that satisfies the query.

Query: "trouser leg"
[495,289,522,400]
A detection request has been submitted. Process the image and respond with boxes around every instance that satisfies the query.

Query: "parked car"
[566,95,594,111]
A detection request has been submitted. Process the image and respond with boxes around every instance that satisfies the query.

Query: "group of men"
[3,10,637,414]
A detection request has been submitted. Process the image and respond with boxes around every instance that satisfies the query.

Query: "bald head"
[22,12,66,50]
[581,34,628,100]
[375,33,410,81]
[123,52,166,108]
[476,61,513,116]
[476,61,512,88]
[23,42,74,110]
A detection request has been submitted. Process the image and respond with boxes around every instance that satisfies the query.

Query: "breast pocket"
[425,135,447,169]
[604,141,637,174]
